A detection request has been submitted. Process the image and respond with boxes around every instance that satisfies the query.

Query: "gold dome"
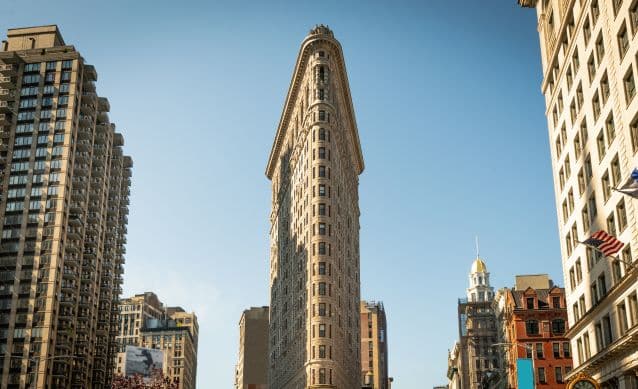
[471,257,487,273]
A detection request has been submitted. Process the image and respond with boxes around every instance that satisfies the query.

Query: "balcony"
[80,104,95,116]
[79,115,93,127]
[83,65,97,82]
[0,88,14,100]
[0,64,16,76]
[0,75,13,87]
[0,100,13,113]
[82,91,97,104]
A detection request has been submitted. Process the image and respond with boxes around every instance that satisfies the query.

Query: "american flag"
[583,230,624,257]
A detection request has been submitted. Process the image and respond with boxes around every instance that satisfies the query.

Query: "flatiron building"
[266,25,364,389]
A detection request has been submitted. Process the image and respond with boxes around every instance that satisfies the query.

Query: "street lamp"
[1,354,78,389]
[492,342,536,389]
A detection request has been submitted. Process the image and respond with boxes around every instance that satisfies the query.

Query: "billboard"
[516,358,535,389]
[124,345,164,378]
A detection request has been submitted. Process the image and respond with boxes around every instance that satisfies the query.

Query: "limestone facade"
[266,25,364,389]
[519,1,638,386]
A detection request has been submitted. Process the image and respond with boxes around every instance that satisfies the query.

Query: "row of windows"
[21,84,71,97]
[524,341,570,360]
[524,319,565,336]
[536,366,571,385]
[19,95,69,108]
[24,60,72,73]
[16,108,68,122]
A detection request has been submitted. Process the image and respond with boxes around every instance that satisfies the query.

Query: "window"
[556,367,564,383]
[596,34,605,63]
[584,333,591,358]
[618,302,629,334]
[601,73,610,103]
[538,367,546,384]
[24,63,40,72]
[602,314,614,346]
[610,156,621,186]
[536,343,544,358]
[318,110,326,121]
[631,113,638,153]
[598,273,608,297]
[593,93,601,121]
[318,203,326,216]
[567,69,574,90]
[552,319,566,334]
[318,165,326,178]
[592,1,600,25]
[625,68,636,103]
[573,51,580,71]
[319,324,326,337]
[553,296,561,308]
[577,338,584,363]
[553,342,560,358]
[563,341,571,358]
[318,282,326,296]
[526,297,535,309]
[526,320,539,335]
[617,199,628,232]
[608,212,617,236]
[602,171,611,201]
[318,262,326,275]
[576,259,583,283]
[318,147,326,159]
[318,242,326,255]
[629,292,638,327]
[632,1,638,34]
[619,23,630,57]
[318,303,326,316]
[318,184,326,197]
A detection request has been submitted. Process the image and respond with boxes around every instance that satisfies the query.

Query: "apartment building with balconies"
[0,25,131,389]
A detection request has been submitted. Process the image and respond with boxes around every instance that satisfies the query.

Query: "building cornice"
[265,29,364,179]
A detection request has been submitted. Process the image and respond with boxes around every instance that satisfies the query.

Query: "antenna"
[475,236,480,258]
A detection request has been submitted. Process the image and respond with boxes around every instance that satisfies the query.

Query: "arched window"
[525,320,540,335]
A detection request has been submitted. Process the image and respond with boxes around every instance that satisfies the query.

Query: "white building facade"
[518,1,638,386]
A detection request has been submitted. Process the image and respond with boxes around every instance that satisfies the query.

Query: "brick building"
[494,275,572,388]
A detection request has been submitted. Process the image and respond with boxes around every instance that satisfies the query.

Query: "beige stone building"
[518,0,638,386]
[234,306,268,389]
[360,301,389,389]
[0,25,131,388]
[114,292,164,351]
[266,25,364,389]
[114,293,198,389]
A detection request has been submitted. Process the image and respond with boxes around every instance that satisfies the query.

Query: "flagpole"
[577,240,637,270]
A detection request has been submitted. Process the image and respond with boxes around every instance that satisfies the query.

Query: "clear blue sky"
[2,1,561,387]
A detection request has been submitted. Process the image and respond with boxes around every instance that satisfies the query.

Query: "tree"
[111,369,179,389]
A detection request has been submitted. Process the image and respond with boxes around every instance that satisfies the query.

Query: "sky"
[1,1,560,387]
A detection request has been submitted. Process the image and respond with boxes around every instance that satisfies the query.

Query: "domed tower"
[467,257,494,303]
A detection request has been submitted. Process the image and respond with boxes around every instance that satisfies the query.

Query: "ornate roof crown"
[309,24,334,37]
